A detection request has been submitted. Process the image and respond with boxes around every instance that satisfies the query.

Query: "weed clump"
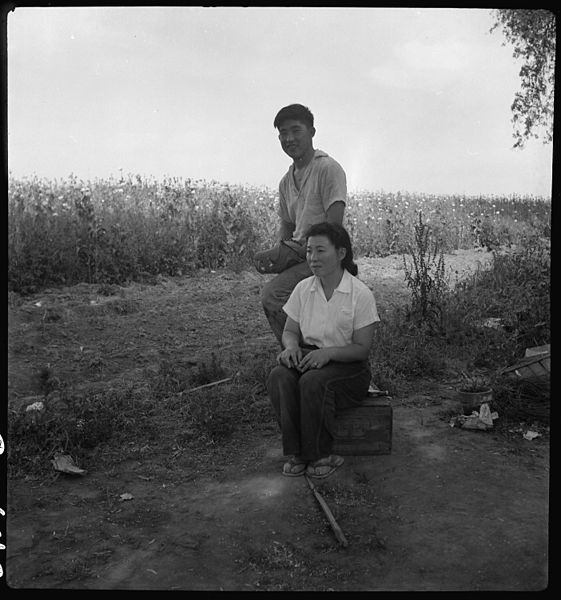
[403,211,448,331]
[492,374,550,424]
[443,234,550,368]
[372,231,550,396]
[8,386,156,478]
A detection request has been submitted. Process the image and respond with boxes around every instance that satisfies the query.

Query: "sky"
[7,6,554,197]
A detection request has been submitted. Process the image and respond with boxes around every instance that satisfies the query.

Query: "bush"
[403,211,448,330]
[370,315,448,395]
[8,173,551,294]
[442,234,550,368]
[371,233,550,393]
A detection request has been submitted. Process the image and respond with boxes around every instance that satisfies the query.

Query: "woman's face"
[306,234,346,277]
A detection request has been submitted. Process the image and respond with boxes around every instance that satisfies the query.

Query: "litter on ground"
[51,452,87,475]
[523,430,542,441]
[450,403,498,430]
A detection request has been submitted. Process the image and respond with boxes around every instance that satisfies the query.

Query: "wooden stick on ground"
[182,377,232,394]
[305,474,349,548]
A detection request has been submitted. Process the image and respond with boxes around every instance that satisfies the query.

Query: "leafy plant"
[458,373,492,393]
[490,9,555,147]
[403,211,447,330]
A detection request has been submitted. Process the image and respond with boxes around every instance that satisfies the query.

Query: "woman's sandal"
[306,455,344,479]
[282,456,308,477]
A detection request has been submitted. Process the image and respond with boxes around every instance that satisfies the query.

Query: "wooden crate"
[333,396,392,456]
[502,352,550,380]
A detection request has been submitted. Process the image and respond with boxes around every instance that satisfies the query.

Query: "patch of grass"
[57,557,93,582]
[149,350,277,447]
[8,385,157,478]
[316,479,377,508]
[370,315,448,395]
[247,540,308,571]
[189,352,228,387]
[106,297,139,314]
[179,386,241,445]
[8,346,279,479]
[442,234,550,369]
[372,235,550,398]
[150,358,196,397]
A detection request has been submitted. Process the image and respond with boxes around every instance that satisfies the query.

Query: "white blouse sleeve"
[353,286,380,330]
[282,283,303,323]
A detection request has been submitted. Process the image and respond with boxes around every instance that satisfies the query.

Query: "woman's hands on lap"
[297,349,331,372]
[277,347,303,369]
[277,347,332,372]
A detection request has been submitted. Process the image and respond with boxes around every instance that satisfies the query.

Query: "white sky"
[7,6,554,196]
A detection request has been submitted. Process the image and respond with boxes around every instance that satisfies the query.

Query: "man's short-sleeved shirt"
[278,149,347,243]
[282,269,380,348]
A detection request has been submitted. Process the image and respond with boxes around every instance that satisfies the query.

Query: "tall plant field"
[8,173,551,294]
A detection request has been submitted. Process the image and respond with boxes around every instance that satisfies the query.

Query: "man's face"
[277,119,315,161]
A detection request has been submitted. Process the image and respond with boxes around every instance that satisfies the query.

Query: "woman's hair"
[273,104,314,130]
[305,222,358,276]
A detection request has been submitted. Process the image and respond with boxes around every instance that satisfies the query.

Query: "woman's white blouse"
[282,269,380,348]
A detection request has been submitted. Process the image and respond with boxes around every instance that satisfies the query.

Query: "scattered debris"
[525,344,550,358]
[502,344,550,381]
[450,403,498,430]
[508,422,549,439]
[368,383,390,397]
[476,317,504,330]
[51,452,87,475]
[24,400,46,426]
[25,401,45,413]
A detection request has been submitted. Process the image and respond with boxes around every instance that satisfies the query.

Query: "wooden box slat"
[333,397,392,456]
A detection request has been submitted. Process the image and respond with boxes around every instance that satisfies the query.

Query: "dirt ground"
[5,249,549,591]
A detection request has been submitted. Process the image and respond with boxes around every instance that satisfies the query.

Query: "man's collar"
[291,149,328,173]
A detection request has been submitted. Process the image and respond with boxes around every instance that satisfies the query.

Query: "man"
[261,103,347,345]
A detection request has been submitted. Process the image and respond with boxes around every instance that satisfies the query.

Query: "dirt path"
[6,250,549,591]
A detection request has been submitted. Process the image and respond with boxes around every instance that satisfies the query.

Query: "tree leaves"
[490,9,555,148]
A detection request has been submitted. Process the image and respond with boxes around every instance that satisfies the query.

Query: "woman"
[267,222,380,479]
